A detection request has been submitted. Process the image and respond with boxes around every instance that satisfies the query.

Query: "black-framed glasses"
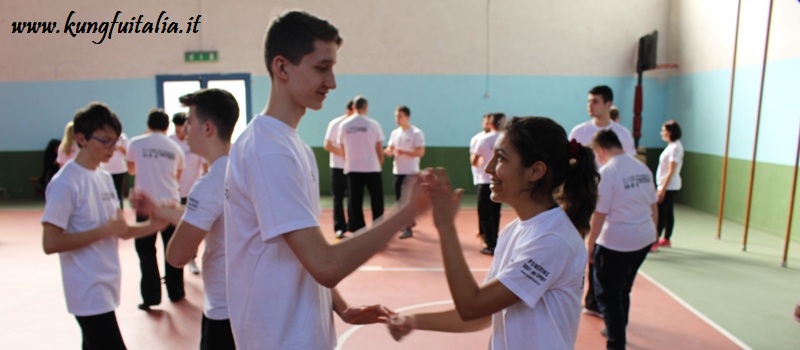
[90,135,119,149]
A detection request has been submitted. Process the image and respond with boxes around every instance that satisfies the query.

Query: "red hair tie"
[569,139,581,159]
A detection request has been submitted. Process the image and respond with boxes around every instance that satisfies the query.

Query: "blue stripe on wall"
[1,75,668,151]
[666,57,800,166]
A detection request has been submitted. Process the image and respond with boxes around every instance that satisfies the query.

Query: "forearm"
[43,224,112,254]
[331,288,348,317]
[153,205,184,226]
[436,223,482,318]
[414,308,491,333]
[119,221,159,240]
[651,204,659,239]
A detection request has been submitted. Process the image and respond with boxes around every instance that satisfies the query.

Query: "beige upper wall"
[667,0,800,74]
[1,0,670,82]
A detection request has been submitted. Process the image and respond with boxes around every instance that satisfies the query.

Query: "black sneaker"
[399,228,413,239]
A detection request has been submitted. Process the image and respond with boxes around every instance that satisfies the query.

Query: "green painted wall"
[677,151,800,241]
[0,151,43,199]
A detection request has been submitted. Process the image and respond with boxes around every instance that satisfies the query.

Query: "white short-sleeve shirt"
[181,156,228,320]
[470,131,486,185]
[656,140,684,191]
[569,120,637,157]
[488,208,587,350]
[473,131,499,185]
[169,134,205,198]
[596,154,658,252]
[224,115,333,349]
[387,125,425,175]
[100,132,128,174]
[324,114,348,169]
[41,161,121,317]
[126,133,184,202]
[338,114,385,173]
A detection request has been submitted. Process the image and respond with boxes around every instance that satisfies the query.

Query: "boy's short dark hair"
[263,10,342,77]
[346,100,354,111]
[147,109,170,131]
[396,105,411,117]
[172,112,187,125]
[179,88,240,142]
[663,120,682,141]
[489,112,505,129]
[592,129,623,150]
[354,95,368,110]
[73,102,122,142]
[589,85,614,104]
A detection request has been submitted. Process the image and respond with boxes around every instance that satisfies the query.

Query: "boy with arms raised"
[223,11,427,349]
[42,102,165,349]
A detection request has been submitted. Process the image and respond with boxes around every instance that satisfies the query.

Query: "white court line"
[358,265,489,272]
[638,272,752,350]
[336,300,454,350]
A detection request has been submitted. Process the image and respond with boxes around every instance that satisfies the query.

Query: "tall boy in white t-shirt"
[384,105,425,239]
[42,102,166,350]
[223,11,429,349]
[131,88,239,349]
[587,129,657,350]
[323,100,355,239]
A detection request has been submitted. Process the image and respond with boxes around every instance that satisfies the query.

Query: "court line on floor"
[639,272,752,350]
[336,300,455,350]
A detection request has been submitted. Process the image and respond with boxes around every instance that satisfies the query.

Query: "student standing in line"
[126,109,186,310]
[587,129,658,350]
[100,132,128,209]
[388,117,598,350]
[132,88,239,349]
[169,112,205,274]
[654,120,683,250]
[472,112,505,255]
[42,102,166,350]
[323,100,355,239]
[469,114,490,242]
[384,105,425,239]
[223,11,428,349]
[338,95,386,233]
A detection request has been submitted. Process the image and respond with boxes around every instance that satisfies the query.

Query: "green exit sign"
[185,51,218,63]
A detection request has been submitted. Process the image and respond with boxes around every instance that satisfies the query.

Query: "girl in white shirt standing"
[389,117,599,350]
[655,120,684,249]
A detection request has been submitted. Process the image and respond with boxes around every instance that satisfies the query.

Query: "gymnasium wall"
[0,0,672,198]
[664,0,800,236]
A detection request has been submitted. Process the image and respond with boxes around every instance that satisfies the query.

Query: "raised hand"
[421,167,463,231]
[387,314,416,341]
[340,304,396,325]
[398,174,431,217]
[129,189,155,216]
[108,210,129,238]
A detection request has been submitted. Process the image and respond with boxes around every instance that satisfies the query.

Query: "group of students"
[323,96,426,240]
[41,10,685,350]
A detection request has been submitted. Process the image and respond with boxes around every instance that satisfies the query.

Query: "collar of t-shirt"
[518,206,562,229]
[257,114,298,134]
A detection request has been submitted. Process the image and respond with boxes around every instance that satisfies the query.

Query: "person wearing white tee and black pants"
[100,132,128,209]
[42,103,165,350]
[127,109,186,310]
[472,112,504,255]
[131,89,239,349]
[569,85,636,318]
[587,129,657,350]
[170,112,205,274]
[323,100,355,239]
[338,96,385,232]
[655,120,683,250]
[469,115,490,239]
[384,105,425,239]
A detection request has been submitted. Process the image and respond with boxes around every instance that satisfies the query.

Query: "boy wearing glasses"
[42,102,166,349]
[126,108,186,310]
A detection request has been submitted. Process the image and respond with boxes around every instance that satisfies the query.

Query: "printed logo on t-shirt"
[142,148,177,160]
[622,174,651,190]
[346,126,368,134]
[521,259,550,285]
[187,197,200,211]
[101,191,117,202]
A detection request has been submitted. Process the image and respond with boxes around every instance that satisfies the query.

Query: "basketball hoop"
[655,63,679,70]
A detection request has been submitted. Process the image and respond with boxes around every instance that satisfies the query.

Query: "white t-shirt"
[470,131,486,185]
[656,140,684,191]
[387,125,425,175]
[225,115,333,349]
[488,207,587,350]
[569,120,637,157]
[473,131,500,185]
[338,114,384,173]
[182,156,228,320]
[126,133,184,202]
[41,161,121,317]
[324,114,348,169]
[100,132,128,174]
[596,154,658,252]
[56,142,79,167]
[169,134,205,198]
